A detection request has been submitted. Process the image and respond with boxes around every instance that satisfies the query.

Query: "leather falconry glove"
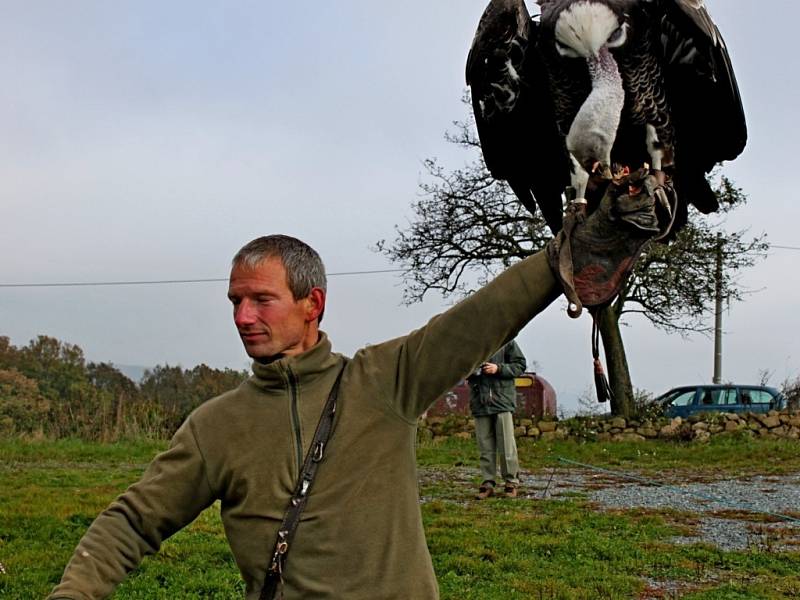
[546,168,677,318]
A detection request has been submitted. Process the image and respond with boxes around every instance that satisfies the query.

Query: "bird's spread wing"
[657,0,747,173]
[467,0,570,233]
[672,0,720,45]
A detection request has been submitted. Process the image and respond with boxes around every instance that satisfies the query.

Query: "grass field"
[1,436,799,599]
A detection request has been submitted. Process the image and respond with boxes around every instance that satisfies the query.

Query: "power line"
[2,242,799,289]
[0,268,405,289]
[1,278,226,289]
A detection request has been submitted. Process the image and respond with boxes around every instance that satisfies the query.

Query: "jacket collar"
[248,331,339,390]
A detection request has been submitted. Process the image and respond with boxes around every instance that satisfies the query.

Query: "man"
[468,339,526,499]
[49,170,670,599]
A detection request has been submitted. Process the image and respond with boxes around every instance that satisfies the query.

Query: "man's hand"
[481,362,499,375]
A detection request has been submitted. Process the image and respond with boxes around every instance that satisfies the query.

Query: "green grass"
[1,437,799,598]
[418,434,800,476]
[0,439,243,599]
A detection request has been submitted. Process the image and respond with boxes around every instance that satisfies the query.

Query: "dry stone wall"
[418,410,800,443]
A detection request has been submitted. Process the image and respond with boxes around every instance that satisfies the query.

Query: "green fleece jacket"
[49,251,558,600]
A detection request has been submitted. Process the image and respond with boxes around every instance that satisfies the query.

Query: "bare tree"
[377,113,768,416]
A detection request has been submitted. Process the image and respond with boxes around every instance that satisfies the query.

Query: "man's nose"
[234,299,256,327]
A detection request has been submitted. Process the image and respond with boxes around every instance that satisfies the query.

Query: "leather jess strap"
[260,359,348,600]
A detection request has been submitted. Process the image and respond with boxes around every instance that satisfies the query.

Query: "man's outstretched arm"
[370,170,669,421]
[48,418,216,600]
[395,252,558,420]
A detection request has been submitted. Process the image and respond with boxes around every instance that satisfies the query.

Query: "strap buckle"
[312,441,325,463]
[269,530,289,573]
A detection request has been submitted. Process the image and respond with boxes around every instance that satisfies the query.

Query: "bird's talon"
[612,165,631,183]
[656,189,672,215]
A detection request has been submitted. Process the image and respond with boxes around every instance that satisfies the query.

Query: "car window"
[714,388,738,405]
[668,390,696,407]
[746,389,775,405]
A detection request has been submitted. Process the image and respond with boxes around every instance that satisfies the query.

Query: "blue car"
[659,384,786,418]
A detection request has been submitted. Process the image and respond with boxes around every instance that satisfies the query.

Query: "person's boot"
[547,169,676,318]
[503,484,518,498]
[475,481,495,500]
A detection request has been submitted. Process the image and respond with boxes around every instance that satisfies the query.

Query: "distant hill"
[115,364,149,383]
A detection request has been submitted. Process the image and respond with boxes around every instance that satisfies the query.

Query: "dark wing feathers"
[672,0,721,45]
[466,1,569,233]
[654,0,747,212]
[659,0,747,159]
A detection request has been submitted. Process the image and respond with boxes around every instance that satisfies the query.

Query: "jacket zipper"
[286,366,303,477]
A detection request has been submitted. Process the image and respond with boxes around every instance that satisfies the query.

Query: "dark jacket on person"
[468,340,526,417]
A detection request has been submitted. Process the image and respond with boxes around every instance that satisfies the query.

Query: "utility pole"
[713,233,723,383]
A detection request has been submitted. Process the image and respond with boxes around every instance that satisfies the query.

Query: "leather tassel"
[593,358,613,404]
[590,311,613,404]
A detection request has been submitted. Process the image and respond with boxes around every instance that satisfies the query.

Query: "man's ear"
[305,288,326,323]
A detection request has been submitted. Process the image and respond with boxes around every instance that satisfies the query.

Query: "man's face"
[227,257,323,360]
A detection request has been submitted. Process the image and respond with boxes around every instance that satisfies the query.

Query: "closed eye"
[606,24,627,48]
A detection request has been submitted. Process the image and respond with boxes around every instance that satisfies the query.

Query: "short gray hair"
[232,235,327,319]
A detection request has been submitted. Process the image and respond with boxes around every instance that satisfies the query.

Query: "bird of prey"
[466,0,747,234]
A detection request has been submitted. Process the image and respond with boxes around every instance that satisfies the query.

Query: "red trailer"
[424,372,556,419]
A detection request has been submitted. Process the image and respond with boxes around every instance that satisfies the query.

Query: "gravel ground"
[419,466,800,552]
[420,465,800,598]
[525,468,800,552]
[586,472,800,551]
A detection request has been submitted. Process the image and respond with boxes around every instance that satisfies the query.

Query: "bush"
[630,388,665,421]
[1,335,249,441]
[0,368,51,437]
[782,376,800,410]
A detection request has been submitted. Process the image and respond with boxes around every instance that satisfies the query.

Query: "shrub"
[0,368,51,437]
[630,388,665,422]
[782,376,800,410]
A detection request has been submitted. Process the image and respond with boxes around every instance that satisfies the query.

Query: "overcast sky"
[2,0,798,413]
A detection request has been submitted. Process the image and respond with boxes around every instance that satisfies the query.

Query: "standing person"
[49,170,670,599]
[468,340,526,499]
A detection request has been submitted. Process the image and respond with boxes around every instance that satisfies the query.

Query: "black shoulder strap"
[260,358,348,600]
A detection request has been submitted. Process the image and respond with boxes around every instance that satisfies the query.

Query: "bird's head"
[541,1,630,59]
